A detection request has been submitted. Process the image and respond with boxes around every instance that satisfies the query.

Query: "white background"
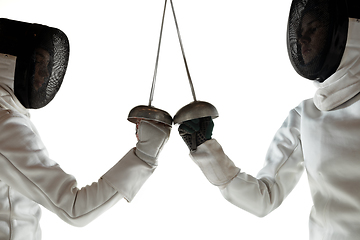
[0,0,315,239]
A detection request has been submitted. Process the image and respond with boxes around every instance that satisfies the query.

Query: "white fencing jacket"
[191,19,360,240]
[0,54,155,240]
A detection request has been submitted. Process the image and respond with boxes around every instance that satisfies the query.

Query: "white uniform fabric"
[0,54,156,240]
[190,19,360,239]
[313,18,360,111]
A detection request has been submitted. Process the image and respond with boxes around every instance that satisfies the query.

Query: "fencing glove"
[178,117,214,151]
[135,120,171,166]
[179,117,239,187]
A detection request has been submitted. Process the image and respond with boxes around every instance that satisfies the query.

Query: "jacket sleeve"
[0,110,155,227]
[201,109,304,217]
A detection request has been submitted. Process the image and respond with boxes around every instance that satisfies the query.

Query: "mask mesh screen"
[287,0,333,81]
[28,29,69,108]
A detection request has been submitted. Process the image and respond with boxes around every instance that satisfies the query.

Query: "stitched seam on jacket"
[101,176,132,202]
[258,142,302,208]
[7,186,12,240]
[269,108,302,191]
[267,140,302,194]
[0,151,119,221]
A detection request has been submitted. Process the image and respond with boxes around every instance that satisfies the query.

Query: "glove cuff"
[190,139,240,187]
[102,148,155,202]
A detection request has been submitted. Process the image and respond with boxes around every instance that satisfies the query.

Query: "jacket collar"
[0,53,29,116]
[314,18,360,111]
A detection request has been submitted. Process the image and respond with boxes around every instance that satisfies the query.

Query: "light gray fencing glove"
[135,120,171,166]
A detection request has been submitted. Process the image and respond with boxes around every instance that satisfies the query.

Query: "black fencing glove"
[178,117,214,151]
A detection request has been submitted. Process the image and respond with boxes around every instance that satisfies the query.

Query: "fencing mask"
[286,0,356,82]
[0,18,69,109]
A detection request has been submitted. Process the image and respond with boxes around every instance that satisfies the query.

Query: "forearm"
[189,139,240,187]
[0,148,154,227]
[102,148,156,202]
[49,180,125,227]
[190,137,304,218]
[220,173,276,217]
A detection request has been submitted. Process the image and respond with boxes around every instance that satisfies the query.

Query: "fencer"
[0,18,171,240]
[178,0,360,239]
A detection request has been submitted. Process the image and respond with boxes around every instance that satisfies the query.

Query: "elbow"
[62,219,90,228]
[222,190,274,218]
[61,218,92,228]
[68,220,91,228]
[243,203,272,218]
[57,212,98,228]
[252,209,271,218]
[223,195,273,218]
